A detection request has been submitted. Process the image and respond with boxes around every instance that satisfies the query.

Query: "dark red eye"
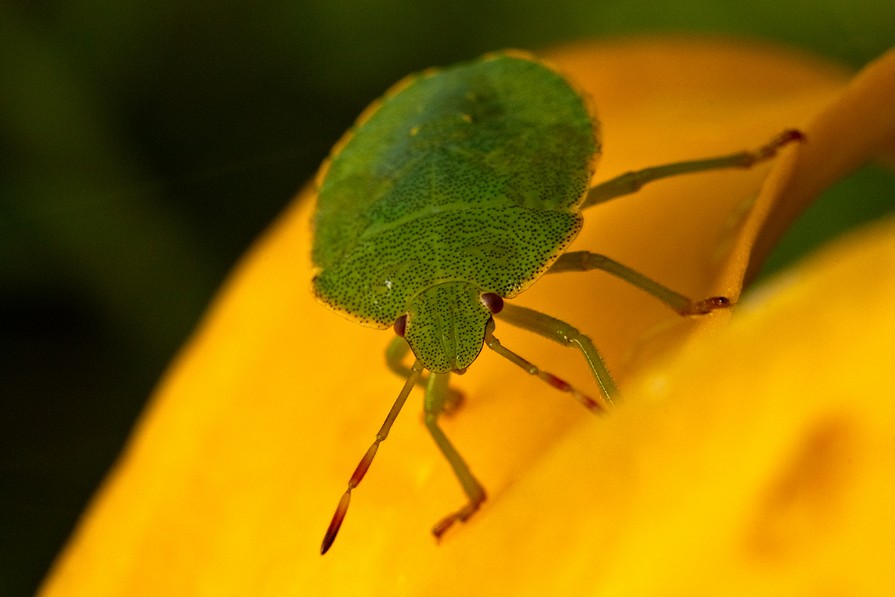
[481,292,504,314]
[393,314,407,337]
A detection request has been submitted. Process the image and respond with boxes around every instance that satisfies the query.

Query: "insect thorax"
[312,205,581,329]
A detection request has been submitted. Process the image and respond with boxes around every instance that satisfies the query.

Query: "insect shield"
[311,50,803,554]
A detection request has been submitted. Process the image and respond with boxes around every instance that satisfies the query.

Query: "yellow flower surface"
[41,38,895,596]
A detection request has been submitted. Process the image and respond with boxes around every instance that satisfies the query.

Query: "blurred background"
[1,1,892,593]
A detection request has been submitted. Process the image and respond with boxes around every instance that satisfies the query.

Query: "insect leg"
[320,360,424,555]
[424,371,487,540]
[546,251,731,315]
[486,316,617,411]
[386,336,464,412]
[581,129,803,209]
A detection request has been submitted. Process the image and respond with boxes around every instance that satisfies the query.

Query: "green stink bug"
[313,50,802,554]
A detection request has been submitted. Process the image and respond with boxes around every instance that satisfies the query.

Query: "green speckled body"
[312,51,599,372]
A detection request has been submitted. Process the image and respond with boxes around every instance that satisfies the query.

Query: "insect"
[312,50,802,554]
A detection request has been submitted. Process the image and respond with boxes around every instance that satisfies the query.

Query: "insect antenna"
[320,360,425,554]
[483,325,612,413]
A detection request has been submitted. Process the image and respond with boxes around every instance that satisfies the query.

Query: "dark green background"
[1,1,892,593]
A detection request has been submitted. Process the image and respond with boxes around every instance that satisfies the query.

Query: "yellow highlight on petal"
[40,38,895,596]
[592,216,895,595]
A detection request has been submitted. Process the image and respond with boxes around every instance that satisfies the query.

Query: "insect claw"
[432,515,456,540]
[771,128,806,148]
[741,128,805,166]
[682,296,732,315]
[431,493,485,541]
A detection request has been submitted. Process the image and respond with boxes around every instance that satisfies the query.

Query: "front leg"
[493,305,619,406]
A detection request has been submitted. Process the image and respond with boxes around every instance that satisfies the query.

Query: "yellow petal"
[581,215,895,595]
[742,46,895,282]
[41,37,883,596]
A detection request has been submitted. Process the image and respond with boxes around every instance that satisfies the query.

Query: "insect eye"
[481,292,504,314]
[393,314,408,337]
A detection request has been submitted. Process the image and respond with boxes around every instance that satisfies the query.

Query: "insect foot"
[680,296,733,315]
[741,128,805,166]
[431,488,487,541]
